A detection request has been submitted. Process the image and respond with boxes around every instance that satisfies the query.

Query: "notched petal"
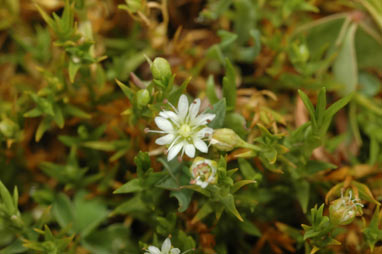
[185,143,196,158]
[155,134,175,145]
[194,139,208,153]
[168,142,183,161]
[161,238,171,252]
[155,117,174,132]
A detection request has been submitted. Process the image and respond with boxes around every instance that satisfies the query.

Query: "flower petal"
[196,127,213,138]
[161,238,171,253]
[155,117,173,132]
[168,142,183,161]
[159,111,178,120]
[194,113,216,125]
[155,134,175,145]
[147,246,161,254]
[177,95,189,120]
[188,98,201,120]
[171,248,181,254]
[194,139,208,153]
[184,143,196,158]
[200,181,208,188]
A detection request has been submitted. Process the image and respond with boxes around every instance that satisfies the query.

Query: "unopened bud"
[151,57,172,82]
[190,157,217,188]
[329,191,363,226]
[136,89,150,107]
[125,0,142,13]
[0,118,18,138]
[210,128,243,152]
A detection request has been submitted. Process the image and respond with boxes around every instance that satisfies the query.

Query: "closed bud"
[151,57,172,81]
[210,128,243,152]
[125,0,142,13]
[136,89,150,107]
[0,118,19,138]
[190,157,217,188]
[298,44,310,62]
[329,191,363,226]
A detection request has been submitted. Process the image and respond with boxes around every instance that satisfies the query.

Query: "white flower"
[145,237,181,254]
[190,157,217,188]
[151,95,215,161]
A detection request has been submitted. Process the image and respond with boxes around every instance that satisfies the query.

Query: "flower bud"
[0,118,19,138]
[210,128,243,152]
[125,0,142,13]
[190,157,217,188]
[329,191,363,226]
[136,89,150,107]
[151,57,172,81]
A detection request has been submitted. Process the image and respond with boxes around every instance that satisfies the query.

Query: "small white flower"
[190,157,218,188]
[145,237,181,254]
[150,95,215,161]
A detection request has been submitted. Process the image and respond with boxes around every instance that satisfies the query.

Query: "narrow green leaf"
[135,151,151,179]
[352,181,380,205]
[295,180,310,213]
[222,58,236,111]
[315,87,326,125]
[73,192,108,237]
[238,158,258,180]
[35,118,51,142]
[116,79,134,101]
[23,108,42,118]
[232,180,256,193]
[113,178,143,194]
[181,185,210,197]
[217,30,238,49]
[68,60,81,83]
[321,92,353,135]
[53,105,65,128]
[82,141,115,151]
[64,104,91,119]
[221,194,243,221]
[298,89,317,127]
[206,99,226,128]
[206,75,219,105]
[0,181,15,215]
[52,193,75,230]
[324,93,353,120]
[369,137,379,165]
[305,160,337,175]
[239,220,261,237]
[333,23,358,95]
[191,202,213,223]
[35,4,54,28]
[12,187,18,208]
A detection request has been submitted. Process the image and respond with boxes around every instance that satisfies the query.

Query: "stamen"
[182,249,195,254]
[167,101,178,112]
[168,136,181,150]
[145,129,166,134]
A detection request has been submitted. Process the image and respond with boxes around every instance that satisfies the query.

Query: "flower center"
[193,163,213,179]
[178,124,192,138]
